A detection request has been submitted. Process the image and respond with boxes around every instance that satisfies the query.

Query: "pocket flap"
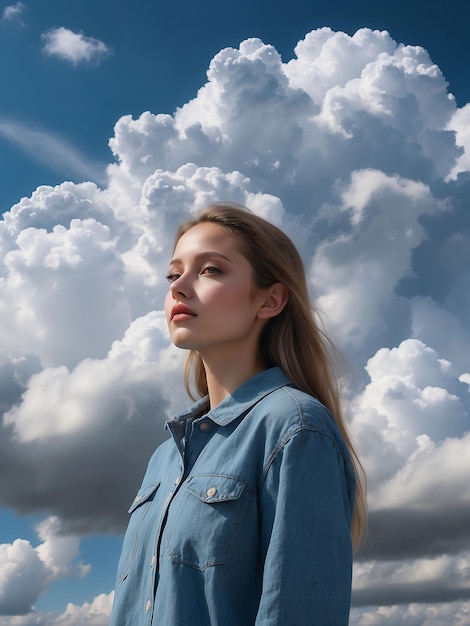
[128,482,160,513]
[185,475,247,504]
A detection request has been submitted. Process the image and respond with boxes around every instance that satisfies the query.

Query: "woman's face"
[164,222,267,360]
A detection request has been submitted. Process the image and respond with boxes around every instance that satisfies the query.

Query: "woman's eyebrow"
[169,251,233,265]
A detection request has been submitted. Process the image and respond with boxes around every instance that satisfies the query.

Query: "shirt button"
[199,422,209,431]
[174,476,181,486]
[145,600,152,613]
[206,486,217,498]
[151,554,156,567]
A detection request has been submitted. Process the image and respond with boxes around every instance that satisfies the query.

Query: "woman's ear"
[257,283,288,320]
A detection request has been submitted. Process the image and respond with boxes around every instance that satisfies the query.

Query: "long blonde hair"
[173,203,367,549]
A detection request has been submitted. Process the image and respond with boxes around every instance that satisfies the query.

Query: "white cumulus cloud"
[42,27,110,65]
[447,103,470,179]
[0,517,88,615]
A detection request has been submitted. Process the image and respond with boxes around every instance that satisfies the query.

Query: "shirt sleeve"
[256,427,355,625]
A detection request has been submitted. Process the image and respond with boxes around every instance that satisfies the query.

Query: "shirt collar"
[167,367,292,428]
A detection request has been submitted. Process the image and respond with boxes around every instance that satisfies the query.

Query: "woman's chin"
[171,335,199,351]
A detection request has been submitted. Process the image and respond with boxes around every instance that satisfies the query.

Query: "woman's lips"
[171,304,196,322]
[172,312,195,322]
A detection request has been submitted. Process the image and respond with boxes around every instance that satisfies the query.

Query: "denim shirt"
[110,367,355,625]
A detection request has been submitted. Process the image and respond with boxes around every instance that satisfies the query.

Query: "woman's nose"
[169,274,190,298]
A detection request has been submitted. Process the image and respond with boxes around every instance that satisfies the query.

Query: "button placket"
[183,418,213,473]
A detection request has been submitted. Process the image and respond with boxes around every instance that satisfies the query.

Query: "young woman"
[110,203,367,625]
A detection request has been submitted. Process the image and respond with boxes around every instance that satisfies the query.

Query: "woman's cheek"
[164,293,173,325]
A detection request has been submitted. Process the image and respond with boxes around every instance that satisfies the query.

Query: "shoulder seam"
[259,387,342,487]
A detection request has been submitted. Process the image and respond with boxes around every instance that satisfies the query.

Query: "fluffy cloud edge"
[42,27,111,65]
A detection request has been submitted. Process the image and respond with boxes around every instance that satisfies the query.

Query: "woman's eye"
[200,266,221,276]
[166,266,220,282]
[165,273,180,283]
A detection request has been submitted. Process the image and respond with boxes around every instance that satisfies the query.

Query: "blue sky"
[1,1,470,625]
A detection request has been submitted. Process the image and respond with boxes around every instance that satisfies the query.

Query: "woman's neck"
[201,351,266,409]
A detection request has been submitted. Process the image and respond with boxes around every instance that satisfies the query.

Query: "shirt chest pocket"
[165,474,250,571]
[116,482,160,582]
